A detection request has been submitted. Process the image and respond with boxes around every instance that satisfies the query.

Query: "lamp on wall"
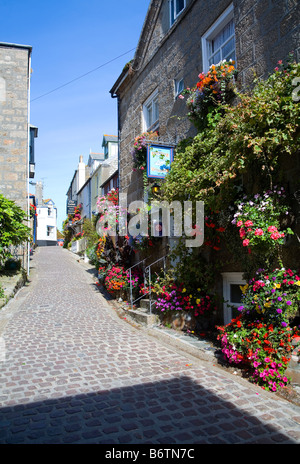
[151,182,160,195]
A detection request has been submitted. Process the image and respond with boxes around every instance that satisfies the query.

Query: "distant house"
[36,199,57,246]
[65,136,118,254]
[66,136,118,220]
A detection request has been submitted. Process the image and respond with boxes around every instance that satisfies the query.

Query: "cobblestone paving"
[0,247,300,444]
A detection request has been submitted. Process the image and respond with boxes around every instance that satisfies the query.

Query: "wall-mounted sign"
[67,199,77,215]
[147,144,174,179]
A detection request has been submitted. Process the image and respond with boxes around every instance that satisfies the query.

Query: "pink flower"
[239,228,246,238]
[244,220,253,227]
[268,225,278,233]
[255,228,264,236]
[237,220,243,227]
[243,239,250,247]
[270,232,281,240]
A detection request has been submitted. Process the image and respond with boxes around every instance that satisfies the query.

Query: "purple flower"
[281,321,287,327]
[286,300,292,305]
[276,308,282,314]
[277,296,282,301]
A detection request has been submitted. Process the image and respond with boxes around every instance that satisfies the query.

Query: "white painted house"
[36,199,58,246]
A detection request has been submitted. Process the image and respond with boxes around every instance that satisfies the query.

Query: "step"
[127,308,158,327]
[140,298,150,310]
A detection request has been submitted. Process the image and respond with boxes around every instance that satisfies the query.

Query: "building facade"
[0,42,38,272]
[0,42,36,211]
[36,199,58,246]
[110,0,300,324]
[110,0,300,204]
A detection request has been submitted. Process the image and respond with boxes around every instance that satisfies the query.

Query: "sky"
[0,0,150,229]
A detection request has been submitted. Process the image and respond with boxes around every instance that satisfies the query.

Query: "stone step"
[140,298,150,310]
[126,308,158,327]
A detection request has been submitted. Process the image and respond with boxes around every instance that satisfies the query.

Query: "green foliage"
[162,57,300,278]
[163,58,300,212]
[0,194,31,266]
[83,217,98,248]
[0,284,5,299]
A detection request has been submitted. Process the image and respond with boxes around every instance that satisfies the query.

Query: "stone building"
[110,0,299,205]
[110,0,300,323]
[0,42,36,212]
[0,42,37,272]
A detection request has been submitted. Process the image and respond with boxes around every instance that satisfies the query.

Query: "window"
[170,0,186,26]
[222,272,246,325]
[202,4,236,72]
[143,90,159,131]
[47,226,54,237]
[174,77,184,98]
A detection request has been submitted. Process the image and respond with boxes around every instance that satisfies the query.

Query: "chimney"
[77,156,86,192]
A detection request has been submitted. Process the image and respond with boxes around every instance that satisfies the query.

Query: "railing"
[145,255,167,314]
[71,237,87,254]
[128,258,148,310]
[127,255,168,313]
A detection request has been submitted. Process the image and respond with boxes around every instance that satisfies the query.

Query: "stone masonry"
[111,0,300,204]
[0,42,32,213]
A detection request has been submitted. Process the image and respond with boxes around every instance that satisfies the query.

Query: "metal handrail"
[144,255,167,314]
[127,257,148,310]
[127,255,168,312]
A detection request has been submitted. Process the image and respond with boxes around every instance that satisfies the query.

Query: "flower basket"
[181,60,237,131]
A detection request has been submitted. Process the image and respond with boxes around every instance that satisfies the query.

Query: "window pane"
[221,36,235,60]
[208,17,235,66]
[230,284,243,304]
[147,105,153,126]
[153,98,159,123]
[176,0,185,14]
[170,0,174,23]
[209,50,220,66]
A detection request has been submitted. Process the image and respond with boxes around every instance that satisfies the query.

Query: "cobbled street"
[0,246,300,445]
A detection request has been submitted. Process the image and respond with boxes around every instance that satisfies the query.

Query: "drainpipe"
[27,50,32,276]
[111,93,120,201]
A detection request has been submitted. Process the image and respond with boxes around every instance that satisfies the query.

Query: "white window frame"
[201,4,235,73]
[142,89,159,131]
[222,272,246,325]
[174,77,184,99]
[170,0,186,27]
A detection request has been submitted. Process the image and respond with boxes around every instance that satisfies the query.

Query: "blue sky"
[0,0,150,229]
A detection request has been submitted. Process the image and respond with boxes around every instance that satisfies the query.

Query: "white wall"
[36,205,57,242]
